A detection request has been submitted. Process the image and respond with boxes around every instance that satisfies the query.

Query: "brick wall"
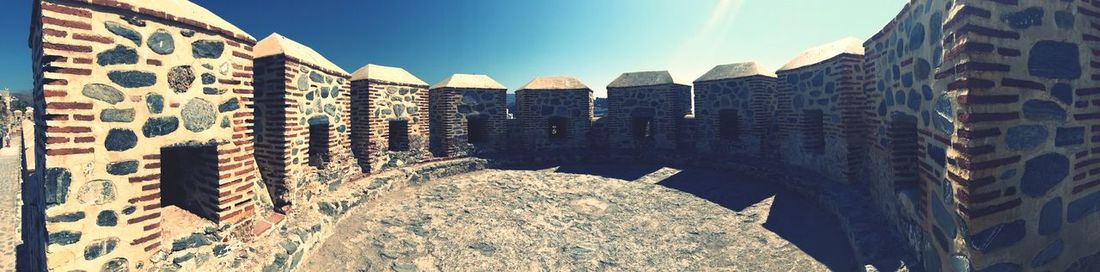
[694,76,778,158]
[350,80,429,173]
[605,84,691,151]
[26,1,265,270]
[775,54,868,184]
[515,89,593,152]
[428,88,508,158]
[253,55,353,208]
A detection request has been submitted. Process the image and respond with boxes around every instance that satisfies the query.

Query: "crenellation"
[17,0,1100,271]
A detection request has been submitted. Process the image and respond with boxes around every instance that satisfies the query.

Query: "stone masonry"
[25,0,270,271]
[774,38,869,184]
[605,71,691,151]
[514,76,594,152]
[350,64,430,173]
[252,33,355,209]
[428,74,508,158]
[693,62,778,158]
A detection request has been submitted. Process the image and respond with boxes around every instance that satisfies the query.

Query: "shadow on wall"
[657,169,859,271]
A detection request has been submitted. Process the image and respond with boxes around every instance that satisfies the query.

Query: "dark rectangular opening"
[389,120,410,151]
[719,109,739,140]
[889,114,920,188]
[632,117,653,140]
[802,110,825,154]
[160,145,220,222]
[467,116,489,144]
[548,117,569,140]
[309,123,330,167]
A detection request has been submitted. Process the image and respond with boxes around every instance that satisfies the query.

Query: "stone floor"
[300,164,859,271]
[0,140,22,272]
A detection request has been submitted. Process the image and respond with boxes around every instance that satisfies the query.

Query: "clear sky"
[0,0,906,97]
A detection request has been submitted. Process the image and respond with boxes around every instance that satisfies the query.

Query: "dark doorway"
[548,117,569,140]
[308,120,330,168]
[719,109,739,140]
[160,145,220,222]
[631,117,653,140]
[802,110,825,154]
[889,113,920,189]
[466,116,489,144]
[389,120,410,151]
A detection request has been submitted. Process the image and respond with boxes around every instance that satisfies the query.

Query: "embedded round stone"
[108,71,156,88]
[1023,100,1066,122]
[83,238,118,261]
[1005,125,1048,151]
[930,197,957,240]
[96,210,118,226]
[1038,197,1063,235]
[907,90,922,111]
[310,71,325,83]
[181,99,216,132]
[192,40,225,59]
[96,45,138,66]
[1056,11,1075,29]
[168,65,196,93]
[105,129,137,151]
[219,98,240,112]
[142,116,180,138]
[100,108,134,123]
[147,30,175,55]
[102,258,128,272]
[915,59,931,80]
[908,22,925,50]
[331,88,339,98]
[933,94,954,133]
[297,75,309,91]
[1031,239,1064,268]
[969,220,1026,253]
[1002,7,1044,29]
[106,160,138,176]
[48,231,81,246]
[1051,83,1073,105]
[104,21,141,46]
[1029,41,1081,80]
[1056,127,1085,147]
[202,73,216,85]
[1021,153,1070,197]
[147,93,164,114]
[82,83,125,104]
[44,168,71,207]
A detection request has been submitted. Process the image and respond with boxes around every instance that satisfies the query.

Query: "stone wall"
[605,82,691,151]
[694,74,778,158]
[428,88,508,158]
[775,51,868,184]
[350,78,430,173]
[26,1,269,270]
[253,54,353,209]
[515,88,593,152]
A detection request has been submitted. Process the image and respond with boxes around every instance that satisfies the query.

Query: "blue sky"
[0,0,905,97]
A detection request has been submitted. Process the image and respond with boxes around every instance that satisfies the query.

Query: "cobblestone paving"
[0,141,21,272]
[301,166,857,271]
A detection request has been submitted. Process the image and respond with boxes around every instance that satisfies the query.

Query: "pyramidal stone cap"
[430,74,507,90]
[779,37,865,71]
[695,62,776,82]
[351,64,428,86]
[519,76,591,91]
[254,33,348,76]
[607,71,684,88]
[86,0,255,41]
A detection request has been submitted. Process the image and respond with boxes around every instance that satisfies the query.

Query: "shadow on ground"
[554,163,860,271]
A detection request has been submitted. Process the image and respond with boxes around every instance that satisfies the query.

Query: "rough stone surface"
[147,30,176,55]
[168,65,196,93]
[82,83,125,105]
[105,21,141,46]
[105,129,138,151]
[142,116,180,138]
[96,45,138,66]
[1020,153,1069,197]
[302,168,857,271]
[147,93,165,114]
[100,108,135,123]
[108,70,157,88]
[192,40,225,59]
[181,98,216,132]
[106,160,138,176]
